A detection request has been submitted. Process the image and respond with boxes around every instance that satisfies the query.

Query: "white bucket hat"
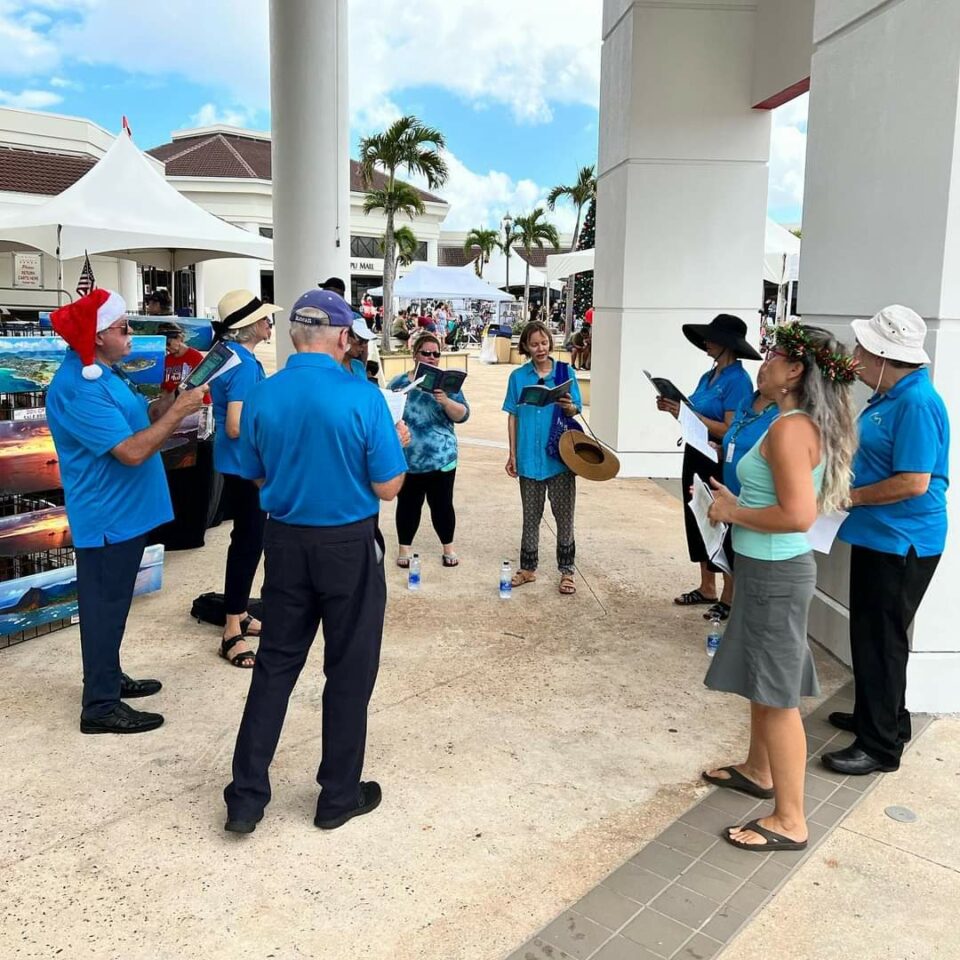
[851,305,930,364]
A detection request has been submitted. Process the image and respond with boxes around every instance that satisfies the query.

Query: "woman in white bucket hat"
[822,305,949,776]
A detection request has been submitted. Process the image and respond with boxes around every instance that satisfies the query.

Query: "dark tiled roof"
[517,246,572,268]
[439,246,475,268]
[147,133,445,203]
[0,146,95,195]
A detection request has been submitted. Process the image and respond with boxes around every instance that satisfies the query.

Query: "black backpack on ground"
[190,592,263,628]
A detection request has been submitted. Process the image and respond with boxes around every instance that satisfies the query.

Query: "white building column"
[117,259,139,311]
[801,0,960,712]
[594,0,772,477]
[269,0,350,367]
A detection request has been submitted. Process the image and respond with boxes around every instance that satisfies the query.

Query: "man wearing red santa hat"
[46,289,208,734]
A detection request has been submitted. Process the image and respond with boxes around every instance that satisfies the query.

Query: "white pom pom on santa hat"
[50,289,128,381]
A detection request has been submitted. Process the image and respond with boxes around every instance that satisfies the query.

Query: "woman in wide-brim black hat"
[655,313,760,615]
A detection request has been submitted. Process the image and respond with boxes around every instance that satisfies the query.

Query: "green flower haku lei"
[770,323,859,384]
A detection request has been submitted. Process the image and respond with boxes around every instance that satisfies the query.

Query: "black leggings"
[395,469,457,546]
[222,473,266,616]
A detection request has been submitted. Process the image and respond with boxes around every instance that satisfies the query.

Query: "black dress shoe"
[828,711,856,733]
[315,781,382,830]
[821,745,898,776]
[225,813,264,835]
[120,672,162,698]
[80,701,164,735]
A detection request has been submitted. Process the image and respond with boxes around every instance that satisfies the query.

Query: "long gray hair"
[793,326,858,514]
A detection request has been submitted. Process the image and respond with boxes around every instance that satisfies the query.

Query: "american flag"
[76,252,95,297]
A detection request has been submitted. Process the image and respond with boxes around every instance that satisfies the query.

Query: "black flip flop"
[703,601,731,622]
[701,765,775,799]
[724,818,808,852]
[674,589,719,606]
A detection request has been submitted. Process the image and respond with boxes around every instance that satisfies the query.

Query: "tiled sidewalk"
[505,685,931,960]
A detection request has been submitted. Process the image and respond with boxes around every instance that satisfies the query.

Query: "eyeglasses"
[763,347,788,361]
[106,322,132,335]
[418,350,441,359]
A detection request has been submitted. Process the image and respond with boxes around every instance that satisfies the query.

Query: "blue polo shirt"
[502,360,583,481]
[721,393,779,495]
[46,351,172,548]
[235,352,407,526]
[349,358,367,379]
[210,343,265,476]
[840,368,949,557]
[688,361,754,426]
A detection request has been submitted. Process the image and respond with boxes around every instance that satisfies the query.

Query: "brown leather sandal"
[559,574,576,595]
[511,569,537,587]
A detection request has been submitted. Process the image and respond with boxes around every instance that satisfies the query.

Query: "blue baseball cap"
[289,289,354,328]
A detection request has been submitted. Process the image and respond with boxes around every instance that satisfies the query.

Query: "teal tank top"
[732,411,824,561]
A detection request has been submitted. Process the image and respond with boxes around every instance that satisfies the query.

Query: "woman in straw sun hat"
[210,289,281,668]
[821,305,949,777]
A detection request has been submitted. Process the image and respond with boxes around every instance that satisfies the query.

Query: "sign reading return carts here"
[12,253,43,289]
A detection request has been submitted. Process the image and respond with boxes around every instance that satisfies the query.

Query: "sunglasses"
[418,350,441,359]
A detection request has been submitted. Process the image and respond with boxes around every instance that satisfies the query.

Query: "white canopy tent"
[0,130,273,274]
[367,263,515,302]
[545,248,595,282]
[763,218,801,285]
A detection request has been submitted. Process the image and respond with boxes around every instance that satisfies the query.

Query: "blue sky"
[0,0,807,231]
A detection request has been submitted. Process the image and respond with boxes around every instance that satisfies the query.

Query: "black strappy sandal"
[703,601,731,622]
[220,635,255,669]
[239,615,261,637]
[673,589,718,607]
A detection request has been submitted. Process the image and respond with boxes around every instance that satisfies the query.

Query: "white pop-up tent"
[367,263,515,302]
[763,218,801,284]
[546,248,594,282]
[0,129,273,272]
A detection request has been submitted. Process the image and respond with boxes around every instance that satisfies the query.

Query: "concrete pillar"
[594,0,772,477]
[117,259,139,311]
[269,0,350,367]
[196,258,262,319]
[801,0,960,711]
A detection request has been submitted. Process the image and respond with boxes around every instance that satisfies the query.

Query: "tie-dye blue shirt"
[388,373,470,474]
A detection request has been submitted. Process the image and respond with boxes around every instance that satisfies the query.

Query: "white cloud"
[768,93,808,218]
[405,149,578,237]
[0,87,62,109]
[0,1,62,76]
[189,102,254,129]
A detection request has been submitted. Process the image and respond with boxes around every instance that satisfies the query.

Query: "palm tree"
[381,225,419,270]
[359,116,448,353]
[463,227,499,277]
[513,208,560,320]
[547,164,596,335]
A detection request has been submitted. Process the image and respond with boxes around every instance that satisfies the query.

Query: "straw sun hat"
[558,430,621,482]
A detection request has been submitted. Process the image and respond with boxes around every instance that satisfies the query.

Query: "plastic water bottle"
[706,617,722,658]
[500,560,512,599]
[408,554,421,591]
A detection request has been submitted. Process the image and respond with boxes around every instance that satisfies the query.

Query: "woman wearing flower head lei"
[701,323,858,853]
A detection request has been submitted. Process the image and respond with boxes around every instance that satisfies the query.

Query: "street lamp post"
[502,214,513,292]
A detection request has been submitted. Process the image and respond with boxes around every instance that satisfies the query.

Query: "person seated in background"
[570,324,592,371]
[144,290,173,316]
[159,322,203,393]
[392,309,412,344]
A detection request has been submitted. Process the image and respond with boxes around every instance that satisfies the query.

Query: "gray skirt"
[704,552,820,709]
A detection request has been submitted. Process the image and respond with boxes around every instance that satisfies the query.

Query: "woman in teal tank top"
[699,324,858,854]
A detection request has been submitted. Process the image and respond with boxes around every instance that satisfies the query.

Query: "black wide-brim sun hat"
[682,313,761,361]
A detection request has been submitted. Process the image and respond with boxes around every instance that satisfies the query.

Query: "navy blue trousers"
[75,534,148,720]
[224,516,385,820]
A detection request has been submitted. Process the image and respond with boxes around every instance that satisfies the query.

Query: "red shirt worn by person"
[162,347,203,392]
[585,306,594,326]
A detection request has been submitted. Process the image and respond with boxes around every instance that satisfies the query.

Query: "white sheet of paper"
[687,474,728,561]
[679,402,718,462]
[807,511,849,554]
[381,388,407,424]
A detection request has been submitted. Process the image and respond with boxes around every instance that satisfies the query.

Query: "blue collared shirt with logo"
[502,360,583,481]
[840,368,949,557]
[721,392,779,496]
[688,361,754,425]
[46,351,172,548]
[210,342,265,476]
[235,352,407,526]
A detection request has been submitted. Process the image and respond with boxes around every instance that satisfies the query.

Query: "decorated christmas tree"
[572,196,595,322]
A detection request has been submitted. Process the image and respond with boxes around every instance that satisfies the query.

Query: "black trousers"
[681,445,724,569]
[221,473,266,616]
[224,517,386,820]
[395,468,457,546]
[849,544,940,767]
[75,534,148,719]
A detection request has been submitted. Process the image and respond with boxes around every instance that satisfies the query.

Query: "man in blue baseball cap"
[222,287,408,834]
